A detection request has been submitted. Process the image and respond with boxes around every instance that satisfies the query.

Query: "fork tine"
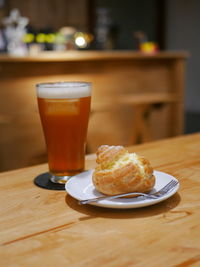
[158,180,178,194]
[158,180,174,192]
[152,179,178,197]
[162,180,175,190]
[162,180,177,191]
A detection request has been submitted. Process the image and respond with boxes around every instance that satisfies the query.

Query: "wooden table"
[1,133,200,266]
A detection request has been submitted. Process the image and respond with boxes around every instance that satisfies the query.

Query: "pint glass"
[35,82,91,189]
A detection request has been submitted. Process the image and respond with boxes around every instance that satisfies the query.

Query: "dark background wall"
[165,0,200,113]
[164,0,200,133]
[95,0,160,50]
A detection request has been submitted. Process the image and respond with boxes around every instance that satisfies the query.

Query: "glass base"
[34,172,72,190]
[50,174,72,184]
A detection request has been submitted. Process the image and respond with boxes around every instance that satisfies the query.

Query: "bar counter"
[0,51,187,171]
[0,50,188,61]
[0,133,200,266]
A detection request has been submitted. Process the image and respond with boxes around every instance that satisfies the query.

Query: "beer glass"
[34,82,91,190]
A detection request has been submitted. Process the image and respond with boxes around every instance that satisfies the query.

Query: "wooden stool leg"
[130,105,152,144]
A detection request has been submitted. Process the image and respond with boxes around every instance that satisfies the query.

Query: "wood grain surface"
[0,133,200,266]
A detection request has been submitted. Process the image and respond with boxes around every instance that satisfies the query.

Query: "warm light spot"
[75,36,87,48]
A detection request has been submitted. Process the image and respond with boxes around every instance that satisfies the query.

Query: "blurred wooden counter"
[0,51,187,171]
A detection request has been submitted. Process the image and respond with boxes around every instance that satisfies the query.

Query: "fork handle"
[79,192,158,205]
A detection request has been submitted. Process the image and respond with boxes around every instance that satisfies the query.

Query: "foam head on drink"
[37,82,91,178]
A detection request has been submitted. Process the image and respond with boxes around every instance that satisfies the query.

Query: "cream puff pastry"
[92,145,155,195]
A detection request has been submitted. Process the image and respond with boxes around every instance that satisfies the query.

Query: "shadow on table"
[65,193,181,221]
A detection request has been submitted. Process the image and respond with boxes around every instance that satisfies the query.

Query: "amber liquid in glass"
[38,96,91,176]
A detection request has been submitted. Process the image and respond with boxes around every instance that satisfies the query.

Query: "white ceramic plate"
[65,170,179,209]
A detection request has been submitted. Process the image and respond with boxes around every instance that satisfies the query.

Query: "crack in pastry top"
[96,145,146,175]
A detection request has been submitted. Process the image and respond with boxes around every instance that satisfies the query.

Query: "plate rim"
[65,169,179,209]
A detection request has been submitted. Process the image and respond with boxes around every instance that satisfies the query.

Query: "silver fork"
[79,180,179,205]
